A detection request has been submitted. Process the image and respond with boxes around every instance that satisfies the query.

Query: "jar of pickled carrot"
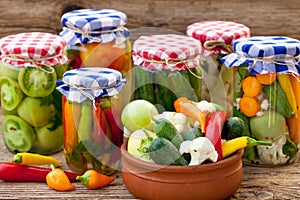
[221,36,300,166]
[186,21,251,116]
[132,34,202,112]
[0,32,68,155]
[60,8,133,109]
[56,67,126,175]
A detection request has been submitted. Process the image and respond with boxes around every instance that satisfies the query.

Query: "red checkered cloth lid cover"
[186,21,250,56]
[133,34,201,71]
[0,32,68,68]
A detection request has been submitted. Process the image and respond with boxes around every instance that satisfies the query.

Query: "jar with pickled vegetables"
[132,34,202,112]
[56,67,126,175]
[60,8,133,108]
[186,21,251,116]
[221,36,300,166]
[0,32,69,154]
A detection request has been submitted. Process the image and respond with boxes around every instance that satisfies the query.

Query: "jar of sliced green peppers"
[132,34,202,112]
[186,21,251,116]
[221,36,300,166]
[0,32,69,155]
[56,67,126,175]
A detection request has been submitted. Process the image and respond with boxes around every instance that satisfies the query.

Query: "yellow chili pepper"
[222,136,272,158]
[277,73,298,118]
[12,152,60,167]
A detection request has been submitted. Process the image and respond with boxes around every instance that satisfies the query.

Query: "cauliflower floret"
[196,100,216,113]
[153,111,187,133]
[256,135,289,165]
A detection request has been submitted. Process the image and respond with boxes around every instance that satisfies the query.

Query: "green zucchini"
[152,117,184,149]
[262,80,293,117]
[149,137,188,166]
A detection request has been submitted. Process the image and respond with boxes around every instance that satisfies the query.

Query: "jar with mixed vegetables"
[60,8,133,109]
[132,34,202,113]
[186,21,251,116]
[221,36,300,166]
[0,32,69,155]
[56,67,126,175]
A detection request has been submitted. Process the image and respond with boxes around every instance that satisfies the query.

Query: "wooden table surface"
[0,125,299,200]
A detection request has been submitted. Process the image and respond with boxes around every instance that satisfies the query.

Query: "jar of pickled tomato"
[186,21,250,116]
[0,32,69,154]
[60,8,133,110]
[56,67,126,175]
[132,34,202,112]
[222,36,300,166]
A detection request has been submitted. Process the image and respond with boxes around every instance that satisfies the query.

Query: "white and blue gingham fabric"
[60,9,130,45]
[221,36,300,75]
[56,68,126,103]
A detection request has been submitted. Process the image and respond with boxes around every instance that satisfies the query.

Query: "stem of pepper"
[247,137,272,147]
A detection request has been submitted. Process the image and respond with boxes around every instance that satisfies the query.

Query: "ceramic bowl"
[121,141,243,200]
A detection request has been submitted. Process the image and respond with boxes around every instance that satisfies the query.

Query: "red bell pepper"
[204,110,228,161]
[0,162,80,182]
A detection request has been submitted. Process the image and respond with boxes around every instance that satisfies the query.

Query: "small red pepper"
[205,110,228,161]
[104,107,123,147]
[92,100,107,143]
[0,162,80,182]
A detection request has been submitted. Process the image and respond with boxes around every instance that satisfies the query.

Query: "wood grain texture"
[0,0,300,39]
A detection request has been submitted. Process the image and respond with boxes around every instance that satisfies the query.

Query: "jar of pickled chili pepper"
[60,8,133,110]
[0,32,69,154]
[221,36,300,166]
[56,67,126,175]
[186,21,251,116]
[132,34,202,112]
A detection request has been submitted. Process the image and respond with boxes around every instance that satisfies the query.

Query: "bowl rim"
[121,140,244,172]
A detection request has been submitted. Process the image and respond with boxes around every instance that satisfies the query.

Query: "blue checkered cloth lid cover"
[56,68,126,103]
[221,36,300,75]
[60,9,130,45]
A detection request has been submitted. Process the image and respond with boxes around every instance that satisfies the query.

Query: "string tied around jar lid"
[203,40,234,54]
[63,23,126,44]
[135,54,202,79]
[62,80,125,110]
[0,53,62,73]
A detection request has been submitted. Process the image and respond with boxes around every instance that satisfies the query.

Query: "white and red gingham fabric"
[186,21,250,56]
[0,32,68,68]
[132,34,201,71]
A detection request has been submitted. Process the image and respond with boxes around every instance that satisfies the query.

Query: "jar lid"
[60,9,130,45]
[56,68,126,103]
[132,34,201,71]
[221,36,300,75]
[0,32,68,68]
[186,21,250,56]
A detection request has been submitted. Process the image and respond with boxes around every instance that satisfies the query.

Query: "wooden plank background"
[0,0,299,39]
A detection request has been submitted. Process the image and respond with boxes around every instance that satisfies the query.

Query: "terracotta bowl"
[121,141,244,200]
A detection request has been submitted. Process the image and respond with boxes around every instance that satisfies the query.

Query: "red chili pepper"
[0,162,80,182]
[92,100,107,143]
[104,107,123,147]
[204,110,228,161]
[68,54,82,69]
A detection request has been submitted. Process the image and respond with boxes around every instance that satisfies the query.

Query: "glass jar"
[0,32,69,154]
[60,8,133,109]
[56,67,126,175]
[132,34,202,112]
[221,36,300,166]
[186,21,251,116]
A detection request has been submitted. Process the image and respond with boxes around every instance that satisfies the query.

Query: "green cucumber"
[3,115,35,152]
[134,66,155,104]
[262,80,293,117]
[152,117,184,149]
[149,137,188,166]
[233,107,251,137]
[18,65,57,98]
[188,67,202,101]
[78,100,93,141]
[0,77,24,111]
[182,122,203,141]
